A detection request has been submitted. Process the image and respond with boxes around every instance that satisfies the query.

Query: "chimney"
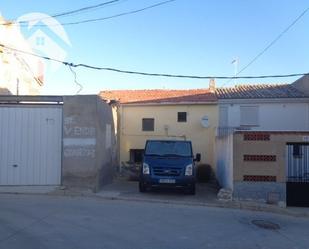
[292,75,309,96]
[209,78,216,93]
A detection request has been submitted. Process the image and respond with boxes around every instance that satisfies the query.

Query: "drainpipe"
[16,78,19,96]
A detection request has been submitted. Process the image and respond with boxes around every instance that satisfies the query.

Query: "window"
[129,149,144,163]
[145,140,192,157]
[142,118,154,131]
[177,112,187,122]
[293,145,302,157]
[219,106,228,127]
[240,106,259,126]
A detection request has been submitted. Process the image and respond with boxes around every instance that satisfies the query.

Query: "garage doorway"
[0,105,62,186]
[286,143,309,207]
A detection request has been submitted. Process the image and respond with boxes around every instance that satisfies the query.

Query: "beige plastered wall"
[118,104,218,169]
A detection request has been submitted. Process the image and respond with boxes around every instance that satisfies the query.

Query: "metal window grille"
[177,112,187,122]
[287,144,309,183]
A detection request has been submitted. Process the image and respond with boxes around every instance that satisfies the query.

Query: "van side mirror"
[195,153,201,162]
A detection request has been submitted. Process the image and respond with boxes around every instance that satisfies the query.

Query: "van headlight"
[185,164,193,176]
[142,163,150,175]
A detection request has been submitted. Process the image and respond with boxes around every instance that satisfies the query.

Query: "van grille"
[153,167,182,176]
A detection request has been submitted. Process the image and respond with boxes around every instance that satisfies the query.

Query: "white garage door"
[0,106,62,185]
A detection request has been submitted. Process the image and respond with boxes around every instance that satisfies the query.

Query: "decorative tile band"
[243,175,276,182]
[243,155,276,161]
[244,133,270,141]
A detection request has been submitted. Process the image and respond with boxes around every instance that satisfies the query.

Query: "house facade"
[100,89,218,170]
[101,78,309,207]
[217,84,309,131]
[215,82,309,206]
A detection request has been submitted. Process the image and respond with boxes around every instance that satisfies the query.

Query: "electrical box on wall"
[201,115,210,128]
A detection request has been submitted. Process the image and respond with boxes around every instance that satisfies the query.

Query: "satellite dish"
[201,115,210,128]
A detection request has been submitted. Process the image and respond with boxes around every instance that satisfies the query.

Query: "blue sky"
[1,0,309,95]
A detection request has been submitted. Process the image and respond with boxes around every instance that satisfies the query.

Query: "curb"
[91,194,309,218]
[1,190,309,218]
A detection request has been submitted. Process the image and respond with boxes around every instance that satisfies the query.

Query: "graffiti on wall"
[63,116,96,158]
[64,147,95,158]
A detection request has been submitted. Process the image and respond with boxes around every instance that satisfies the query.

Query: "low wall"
[62,95,117,192]
[232,131,309,205]
[233,182,286,204]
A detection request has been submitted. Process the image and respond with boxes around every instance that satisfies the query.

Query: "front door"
[286,143,309,207]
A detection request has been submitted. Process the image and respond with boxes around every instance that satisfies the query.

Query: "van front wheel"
[139,181,147,193]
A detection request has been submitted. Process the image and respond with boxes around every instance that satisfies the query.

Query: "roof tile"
[215,84,306,99]
[100,89,217,104]
[100,84,307,104]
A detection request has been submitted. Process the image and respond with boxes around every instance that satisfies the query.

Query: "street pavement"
[0,194,309,249]
[97,178,219,203]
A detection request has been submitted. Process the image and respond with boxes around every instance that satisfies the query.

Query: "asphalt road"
[0,194,308,249]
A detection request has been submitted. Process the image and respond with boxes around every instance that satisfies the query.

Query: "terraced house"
[101,87,218,171]
[216,76,309,207]
[101,76,309,207]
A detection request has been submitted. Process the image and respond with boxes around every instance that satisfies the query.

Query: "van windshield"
[145,141,192,157]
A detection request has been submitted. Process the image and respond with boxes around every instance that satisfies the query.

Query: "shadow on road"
[97,177,220,205]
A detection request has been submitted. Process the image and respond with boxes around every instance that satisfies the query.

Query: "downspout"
[118,104,123,173]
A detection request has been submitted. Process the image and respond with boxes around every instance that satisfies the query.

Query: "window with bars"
[177,112,187,122]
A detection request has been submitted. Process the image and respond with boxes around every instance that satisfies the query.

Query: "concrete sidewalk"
[1,178,308,218]
[97,177,219,203]
[96,178,309,218]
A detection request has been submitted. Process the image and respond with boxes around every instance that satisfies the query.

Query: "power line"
[49,0,122,19]
[2,0,123,25]
[14,0,177,27]
[0,43,308,80]
[8,51,43,86]
[68,65,83,94]
[16,55,43,86]
[223,6,309,87]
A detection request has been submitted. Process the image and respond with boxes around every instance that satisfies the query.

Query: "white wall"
[220,102,309,131]
[216,133,233,189]
[0,17,43,95]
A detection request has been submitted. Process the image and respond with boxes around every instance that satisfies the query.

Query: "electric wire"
[0,43,308,80]
[68,64,83,94]
[12,0,178,27]
[2,0,124,25]
[223,6,309,87]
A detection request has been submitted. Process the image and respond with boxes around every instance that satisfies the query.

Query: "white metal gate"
[0,105,62,185]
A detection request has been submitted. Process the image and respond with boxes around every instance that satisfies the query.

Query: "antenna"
[231,57,239,85]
